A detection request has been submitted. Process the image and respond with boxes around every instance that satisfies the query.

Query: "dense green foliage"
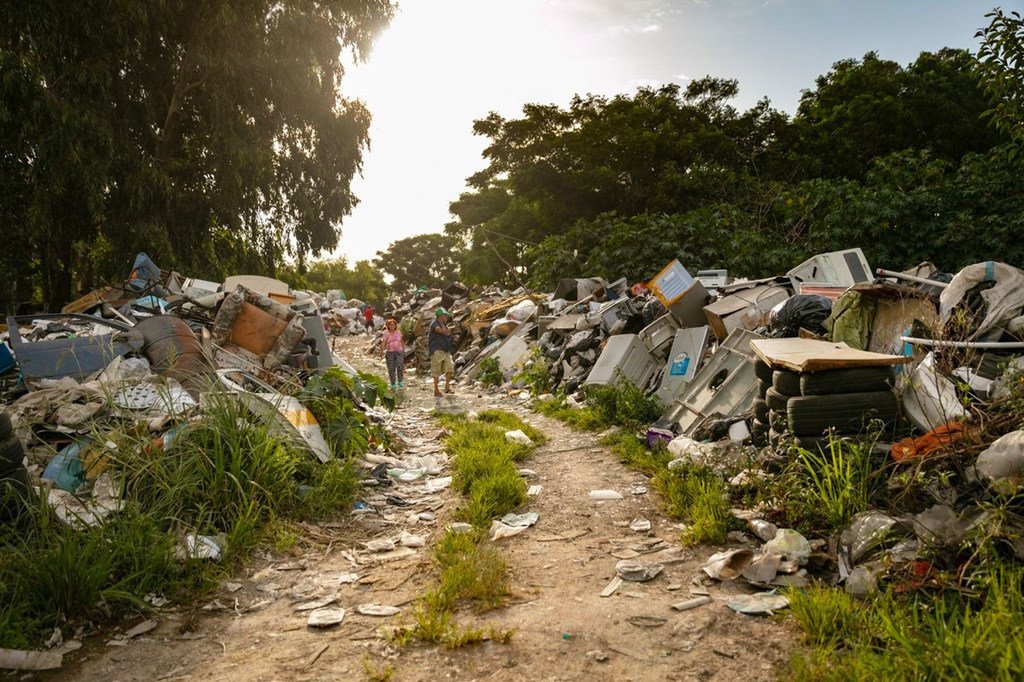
[0,0,394,312]
[443,32,1024,287]
[278,257,389,305]
[0,380,376,648]
[375,233,465,294]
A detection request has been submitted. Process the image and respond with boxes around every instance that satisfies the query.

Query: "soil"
[44,335,801,682]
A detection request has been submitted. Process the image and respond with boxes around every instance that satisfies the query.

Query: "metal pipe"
[876,268,949,289]
[901,336,1024,349]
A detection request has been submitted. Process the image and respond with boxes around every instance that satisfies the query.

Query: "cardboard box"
[703,284,790,341]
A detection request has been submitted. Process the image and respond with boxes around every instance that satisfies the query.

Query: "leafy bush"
[477,358,503,387]
[513,348,552,396]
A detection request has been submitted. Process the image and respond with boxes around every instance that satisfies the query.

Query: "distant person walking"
[381,318,405,390]
[429,308,455,397]
[363,304,375,335]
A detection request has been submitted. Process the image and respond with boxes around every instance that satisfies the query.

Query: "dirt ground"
[43,335,800,682]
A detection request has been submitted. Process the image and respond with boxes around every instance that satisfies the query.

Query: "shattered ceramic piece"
[307,607,346,628]
[741,553,781,584]
[589,490,623,500]
[702,549,754,580]
[615,559,664,582]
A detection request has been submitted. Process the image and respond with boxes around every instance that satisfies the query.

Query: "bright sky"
[332,0,1021,265]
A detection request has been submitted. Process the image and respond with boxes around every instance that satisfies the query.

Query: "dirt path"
[51,336,798,681]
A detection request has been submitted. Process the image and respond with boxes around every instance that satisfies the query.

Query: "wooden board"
[749,337,911,373]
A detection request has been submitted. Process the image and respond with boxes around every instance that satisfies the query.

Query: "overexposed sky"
[332,0,1018,264]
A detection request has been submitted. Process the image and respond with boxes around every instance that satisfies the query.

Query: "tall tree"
[375,233,464,294]
[976,8,1024,151]
[0,0,394,311]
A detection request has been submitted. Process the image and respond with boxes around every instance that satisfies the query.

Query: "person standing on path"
[381,318,405,390]
[363,304,375,335]
[428,308,455,397]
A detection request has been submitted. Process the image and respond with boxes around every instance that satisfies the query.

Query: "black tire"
[754,359,774,383]
[757,379,772,397]
[765,387,791,412]
[772,369,802,396]
[793,435,835,452]
[799,367,894,396]
[0,412,11,441]
[768,409,788,432]
[787,391,898,437]
[753,398,769,423]
[750,419,768,447]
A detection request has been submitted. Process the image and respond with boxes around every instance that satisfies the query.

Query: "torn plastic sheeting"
[975,430,1024,494]
[763,529,811,565]
[900,353,966,432]
[840,511,904,564]
[726,591,789,616]
[939,261,1024,340]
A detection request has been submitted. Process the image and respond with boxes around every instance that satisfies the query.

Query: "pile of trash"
[0,253,394,529]
[365,248,1024,596]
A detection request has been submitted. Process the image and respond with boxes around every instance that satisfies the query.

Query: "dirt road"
[52,336,798,681]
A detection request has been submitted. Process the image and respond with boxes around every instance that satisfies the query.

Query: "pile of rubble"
[0,253,393,528]
[368,248,1024,597]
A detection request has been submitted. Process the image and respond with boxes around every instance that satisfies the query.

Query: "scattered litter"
[615,559,664,582]
[307,607,346,628]
[505,429,534,446]
[763,529,811,564]
[702,549,754,580]
[294,596,337,612]
[399,531,426,547]
[0,648,63,671]
[726,591,790,615]
[629,518,652,532]
[387,467,427,482]
[364,538,396,553]
[356,604,401,617]
[124,620,157,639]
[748,519,779,543]
[631,483,648,495]
[527,484,543,496]
[422,476,453,493]
[178,534,223,561]
[600,576,624,597]
[626,615,667,628]
[589,489,623,500]
[671,596,712,612]
[449,522,474,533]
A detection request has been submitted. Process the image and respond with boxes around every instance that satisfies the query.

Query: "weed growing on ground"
[0,372,382,649]
[534,397,606,430]
[440,410,538,528]
[789,567,1024,680]
[395,410,534,650]
[477,358,503,387]
[654,464,736,545]
[361,655,395,681]
[513,348,552,395]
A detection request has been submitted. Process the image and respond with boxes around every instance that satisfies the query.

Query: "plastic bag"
[768,295,832,338]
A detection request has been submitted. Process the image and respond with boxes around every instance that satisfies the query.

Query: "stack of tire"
[752,360,898,448]
[0,411,29,520]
